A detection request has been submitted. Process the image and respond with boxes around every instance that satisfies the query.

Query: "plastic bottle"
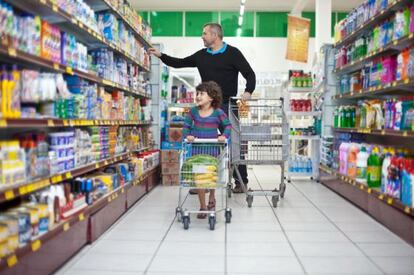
[334,108,339,128]
[356,146,369,184]
[10,65,20,118]
[339,142,350,175]
[348,143,359,178]
[394,101,402,130]
[381,148,393,193]
[401,159,413,207]
[367,146,382,188]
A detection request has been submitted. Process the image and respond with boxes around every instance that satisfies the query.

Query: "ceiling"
[131,0,364,12]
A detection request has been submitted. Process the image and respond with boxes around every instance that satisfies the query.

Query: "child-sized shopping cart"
[229,98,288,208]
[176,139,231,230]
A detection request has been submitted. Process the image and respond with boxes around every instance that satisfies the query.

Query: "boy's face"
[196,90,213,107]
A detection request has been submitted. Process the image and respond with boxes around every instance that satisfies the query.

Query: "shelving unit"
[322,0,414,246]
[0,0,159,274]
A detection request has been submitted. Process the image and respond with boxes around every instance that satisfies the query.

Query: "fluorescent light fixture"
[151,11,157,16]
[238,16,243,26]
[239,5,245,16]
[241,0,246,4]
[236,28,242,36]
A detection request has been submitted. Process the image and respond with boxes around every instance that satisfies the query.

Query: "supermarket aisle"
[57,166,414,275]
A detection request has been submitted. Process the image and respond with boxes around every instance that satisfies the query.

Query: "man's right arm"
[148,48,197,68]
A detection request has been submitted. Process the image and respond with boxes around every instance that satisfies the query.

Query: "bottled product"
[339,142,350,175]
[401,159,414,207]
[347,144,359,178]
[367,147,382,187]
[381,148,393,193]
[356,146,369,183]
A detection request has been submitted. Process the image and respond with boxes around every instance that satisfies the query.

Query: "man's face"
[202,26,216,48]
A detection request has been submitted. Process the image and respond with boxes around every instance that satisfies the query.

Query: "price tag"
[404,206,411,214]
[102,79,111,85]
[5,190,15,200]
[51,175,63,184]
[52,4,58,12]
[387,198,393,205]
[367,188,372,194]
[403,131,408,137]
[79,213,85,221]
[53,63,60,70]
[379,194,384,200]
[104,160,109,166]
[7,255,17,268]
[47,119,55,127]
[66,67,73,75]
[78,22,84,29]
[0,119,7,127]
[404,78,410,84]
[27,184,35,193]
[410,33,414,39]
[40,0,46,4]
[393,40,398,46]
[95,164,100,169]
[65,172,72,179]
[108,196,112,202]
[392,81,397,87]
[31,240,41,252]
[359,184,364,190]
[71,18,77,24]
[19,186,28,195]
[8,47,17,57]
[121,188,124,193]
[63,223,70,231]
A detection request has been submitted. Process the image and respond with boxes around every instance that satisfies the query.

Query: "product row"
[333,98,414,131]
[0,0,150,70]
[0,126,152,185]
[334,0,409,42]
[338,142,414,207]
[338,46,414,93]
[288,155,313,173]
[289,71,313,88]
[0,66,151,120]
[0,150,159,258]
[335,3,414,68]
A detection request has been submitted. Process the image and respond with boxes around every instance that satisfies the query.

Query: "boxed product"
[161,141,182,150]
[161,150,180,163]
[168,127,183,142]
[162,174,180,186]
[161,163,180,175]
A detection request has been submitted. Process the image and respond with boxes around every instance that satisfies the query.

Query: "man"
[148,22,255,193]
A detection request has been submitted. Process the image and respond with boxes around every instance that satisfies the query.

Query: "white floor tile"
[88,239,159,255]
[70,253,152,272]
[62,270,142,275]
[344,231,404,244]
[357,243,414,257]
[164,226,225,242]
[334,221,388,232]
[227,242,295,256]
[227,231,288,243]
[370,256,414,275]
[292,242,364,257]
[102,228,167,241]
[226,221,282,232]
[147,254,225,273]
[227,256,304,274]
[157,241,225,256]
[300,257,383,274]
[281,221,339,232]
[286,231,350,243]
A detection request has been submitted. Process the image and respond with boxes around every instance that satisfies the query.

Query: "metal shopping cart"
[176,139,231,230]
[229,98,288,208]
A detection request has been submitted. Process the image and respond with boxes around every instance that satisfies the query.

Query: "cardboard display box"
[161,162,180,175]
[168,127,183,142]
[162,174,180,186]
[161,150,180,163]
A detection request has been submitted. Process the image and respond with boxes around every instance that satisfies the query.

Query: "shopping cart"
[176,139,231,230]
[229,98,288,207]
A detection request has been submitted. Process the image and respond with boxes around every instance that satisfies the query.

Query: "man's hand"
[148,48,162,58]
[241,91,252,102]
[218,136,226,142]
[187,135,195,142]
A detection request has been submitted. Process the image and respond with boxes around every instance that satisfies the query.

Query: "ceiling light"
[237,28,242,36]
[241,0,246,4]
[238,16,243,26]
[240,5,245,16]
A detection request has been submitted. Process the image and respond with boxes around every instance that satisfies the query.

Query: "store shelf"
[0,148,151,204]
[287,111,322,117]
[0,118,151,128]
[334,33,414,75]
[333,127,414,138]
[320,164,414,217]
[289,135,320,140]
[0,45,151,99]
[0,166,158,272]
[5,0,149,72]
[287,87,313,93]
[333,0,413,49]
[334,78,414,100]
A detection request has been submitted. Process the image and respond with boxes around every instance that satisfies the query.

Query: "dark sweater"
[160,44,256,103]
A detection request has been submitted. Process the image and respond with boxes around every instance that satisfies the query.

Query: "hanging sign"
[286,15,310,63]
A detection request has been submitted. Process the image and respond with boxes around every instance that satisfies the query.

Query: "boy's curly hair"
[196,81,222,109]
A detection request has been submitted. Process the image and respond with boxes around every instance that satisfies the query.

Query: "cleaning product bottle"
[394,101,402,130]
[381,148,393,193]
[10,65,20,118]
[339,142,350,175]
[356,146,369,184]
[348,143,359,178]
[401,159,413,206]
[367,146,382,188]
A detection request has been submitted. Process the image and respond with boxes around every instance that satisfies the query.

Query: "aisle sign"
[286,15,310,63]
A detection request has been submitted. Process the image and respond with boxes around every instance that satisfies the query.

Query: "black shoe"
[189,189,209,195]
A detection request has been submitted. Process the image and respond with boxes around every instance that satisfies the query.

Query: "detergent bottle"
[347,143,359,178]
[339,142,350,175]
[356,146,369,183]
[367,147,382,188]
[381,148,393,193]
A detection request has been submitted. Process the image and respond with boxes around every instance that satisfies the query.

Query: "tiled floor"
[56,166,414,275]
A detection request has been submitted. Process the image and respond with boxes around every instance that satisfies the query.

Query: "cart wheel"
[208,214,216,230]
[227,185,232,198]
[310,177,314,180]
[225,208,232,223]
[246,195,253,208]
[272,195,279,208]
[176,207,182,222]
[280,183,287,199]
[287,179,291,183]
[183,215,190,230]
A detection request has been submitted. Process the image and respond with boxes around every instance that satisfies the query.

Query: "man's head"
[202,23,223,48]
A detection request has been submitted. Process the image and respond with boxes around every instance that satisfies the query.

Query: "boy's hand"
[187,135,195,142]
[218,136,226,142]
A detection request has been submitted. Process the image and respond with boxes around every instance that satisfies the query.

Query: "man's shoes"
[232,185,247,194]
[189,189,209,195]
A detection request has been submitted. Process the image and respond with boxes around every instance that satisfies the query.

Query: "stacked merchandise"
[161,150,181,185]
[171,84,195,104]
[0,150,159,258]
[161,105,192,150]
[289,71,313,88]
